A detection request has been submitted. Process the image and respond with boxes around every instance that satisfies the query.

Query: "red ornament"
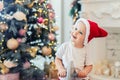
[37,17,44,23]
[48,33,55,41]
[19,29,26,36]
[7,38,19,50]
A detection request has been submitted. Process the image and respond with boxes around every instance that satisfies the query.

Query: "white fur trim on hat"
[75,18,90,46]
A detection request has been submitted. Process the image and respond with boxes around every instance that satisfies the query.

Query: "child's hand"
[58,68,67,77]
[75,65,93,78]
[77,70,87,78]
[75,68,86,78]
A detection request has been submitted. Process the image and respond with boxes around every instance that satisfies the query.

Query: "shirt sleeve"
[55,43,66,59]
[85,45,93,65]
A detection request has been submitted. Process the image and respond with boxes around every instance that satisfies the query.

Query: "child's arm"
[75,65,93,78]
[55,57,67,77]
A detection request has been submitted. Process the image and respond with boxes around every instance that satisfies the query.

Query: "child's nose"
[72,31,78,35]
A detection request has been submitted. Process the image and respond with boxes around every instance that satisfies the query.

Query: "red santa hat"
[75,18,108,45]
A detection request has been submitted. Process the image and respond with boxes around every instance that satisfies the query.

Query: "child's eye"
[79,31,83,35]
[75,28,77,30]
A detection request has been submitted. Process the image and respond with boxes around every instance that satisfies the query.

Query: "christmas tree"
[69,0,81,24]
[26,0,59,79]
[0,0,58,80]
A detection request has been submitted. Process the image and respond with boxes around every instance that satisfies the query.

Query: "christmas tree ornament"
[15,0,23,5]
[0,63,9,74]
[46,3,52,9]
[17,38,22,43]
[23,61,30,69]
[37,17,44,23]
[52,26,59,31]
[49,11,55,20]
[37,8,43,13]
[48,33,55,41]
[19,29,26,36]
[49,61,58,79]
[43,19,49,25]
[27,0,35,8]
[0,23,8,32]
[42,46,52,56]
[26,47,39,57]
[13,11,27,21]
[3,60,18,68]
[7,38,19,50]
[39,0,45,3]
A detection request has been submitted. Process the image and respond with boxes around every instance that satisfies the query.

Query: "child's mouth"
[72,35,76,39]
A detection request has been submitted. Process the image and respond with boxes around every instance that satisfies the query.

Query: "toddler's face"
[70,22,86,46]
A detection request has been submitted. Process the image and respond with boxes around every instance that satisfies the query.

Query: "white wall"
[62,0,73,42]
[50,0,62,44]
[50,0,73,44]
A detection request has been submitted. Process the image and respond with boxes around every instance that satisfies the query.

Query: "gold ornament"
[0,23,8,32]
[49,61,58,79]
[43,19,48,25]
[27,0,35,8]
[0,63,9,74]
[52,26,59,31]
[7,38,19,50]
[15,0,24,5]
[42,46,52,56]
[37,8,43,13]
[50,61,57,70]
[26,47,39,57]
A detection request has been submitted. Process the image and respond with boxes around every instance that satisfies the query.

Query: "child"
[55,18,108,80]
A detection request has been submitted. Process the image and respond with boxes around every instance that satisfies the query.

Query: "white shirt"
[55,41,93,80]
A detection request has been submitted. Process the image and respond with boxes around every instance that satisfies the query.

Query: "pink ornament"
[17,38,22,43]
[49,12,55,20]
[47,3,52,9]
[39,0,44,3]
[48,33,55,41]
[23,61,30,69]
[19,29,26,36]
[37,17,44,23]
